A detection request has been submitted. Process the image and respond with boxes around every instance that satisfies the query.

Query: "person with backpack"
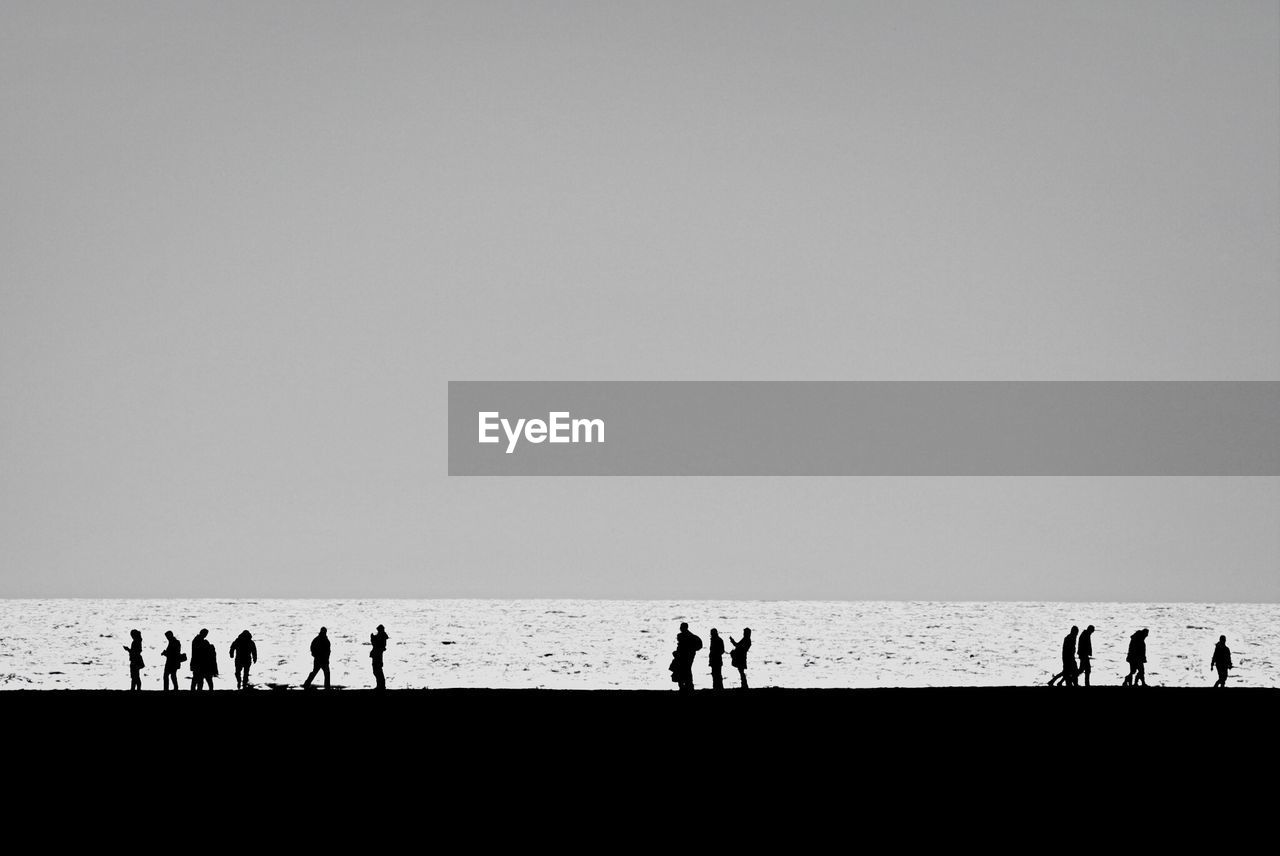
[160,630,184,691]
[672,622,702,693]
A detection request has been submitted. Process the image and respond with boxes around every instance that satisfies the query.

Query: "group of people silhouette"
[123,625,391,691]
[122,620,1243,691]
[1048,626,1236,687]
[669,623,752,692]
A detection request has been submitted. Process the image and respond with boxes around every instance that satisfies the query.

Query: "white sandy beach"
[0,598,1274,691]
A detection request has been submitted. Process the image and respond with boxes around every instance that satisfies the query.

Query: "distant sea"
[0,600,1274,691]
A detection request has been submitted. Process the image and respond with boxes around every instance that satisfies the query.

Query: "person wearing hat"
[370,624,390,691]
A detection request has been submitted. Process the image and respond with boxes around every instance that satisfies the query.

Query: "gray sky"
[2,2,1277,600]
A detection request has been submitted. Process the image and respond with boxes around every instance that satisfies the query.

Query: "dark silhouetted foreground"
[5,686,1276,832]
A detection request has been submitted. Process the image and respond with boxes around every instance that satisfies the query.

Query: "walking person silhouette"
[190,629,217,690]
[729,628,751,689]
[1076,625,1095,686]
[1211,635,1233,687]
[123,629,144,691]
[370,625,389,691]
[1123,628,1148,686]
[708,628,725,690]
[1048,626,1079,686]
[160,630,183,691]
[229,630,257,690]
[303,627,331,690]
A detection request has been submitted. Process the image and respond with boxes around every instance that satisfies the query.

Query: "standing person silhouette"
[190,629,217,691]
[1123,628,1148,686]
[303,627,331,690]
[729,628,752,689]
[673,623,702,693]
[189,630,203,690]
[1077,625,1095,687]
[1211,635,1233,687]
[123,629,144,691]
[160,630,183,691]
[708,628,725,690]
[370,625,389,691]
[229,630,257,690]
[1048,626,1079,686]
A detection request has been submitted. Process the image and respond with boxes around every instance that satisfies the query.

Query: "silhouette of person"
[1211,635,1233,687]
[189,630,203,690]
[1048,626,1079,687]
[160,630,183,691]
[708,628,725,690]
[672,622,702,693]
[1077,625,1095,687]
[1123,628,1148,686]
[370,624,389,691]
[123,629,144,691]
[729,628,751,689]
[303,627,331,689]
[190,629,217,691]
[229,630,257,690]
